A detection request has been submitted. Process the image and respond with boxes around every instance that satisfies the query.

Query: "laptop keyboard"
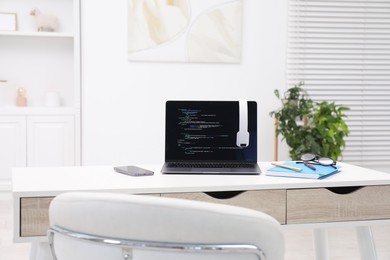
[168,162,255,169]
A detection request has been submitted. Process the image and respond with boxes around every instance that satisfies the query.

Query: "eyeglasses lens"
[301,153,316,161]
[318,157,335,166]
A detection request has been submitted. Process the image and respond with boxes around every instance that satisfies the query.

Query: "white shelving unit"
[0,0,81,190]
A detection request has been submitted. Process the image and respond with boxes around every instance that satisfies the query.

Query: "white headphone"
[236,99,249,147]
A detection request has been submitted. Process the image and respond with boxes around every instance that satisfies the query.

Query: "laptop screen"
[165,101,257,162]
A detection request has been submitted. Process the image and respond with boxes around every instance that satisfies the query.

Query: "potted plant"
[270,82,350,160]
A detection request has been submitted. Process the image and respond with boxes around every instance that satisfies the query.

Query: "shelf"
[0,107,77,116]
[0,0,81,184]
[0,31,73,38]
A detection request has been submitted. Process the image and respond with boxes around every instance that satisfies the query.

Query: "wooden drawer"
[287,185,390,224]
[20,197,54,237]
[19,194,161,237]
[162,190,287,224]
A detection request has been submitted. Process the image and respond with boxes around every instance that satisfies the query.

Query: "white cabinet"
[0,114,76,187]
[0,117,26,182]
[0,0,80,189]
[27,116,75,167]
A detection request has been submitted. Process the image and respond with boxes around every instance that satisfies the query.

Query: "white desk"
[12,162,390,260]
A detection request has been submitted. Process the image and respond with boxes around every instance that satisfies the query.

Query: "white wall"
[81,0,289,165]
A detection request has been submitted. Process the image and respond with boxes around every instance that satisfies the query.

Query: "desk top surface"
[12,162,390,197]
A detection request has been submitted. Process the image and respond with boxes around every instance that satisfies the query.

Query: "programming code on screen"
[177,108,240,155]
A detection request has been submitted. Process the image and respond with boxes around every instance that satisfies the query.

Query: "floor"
[1,191,390,260]
[0,192,30,260]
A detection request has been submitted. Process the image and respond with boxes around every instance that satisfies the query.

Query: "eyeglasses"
[298,153,337,168]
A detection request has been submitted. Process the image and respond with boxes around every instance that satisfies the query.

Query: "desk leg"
[313,228,329,260]
[356,226,377,260]
[29,242,37,260]
[29,242,53,260]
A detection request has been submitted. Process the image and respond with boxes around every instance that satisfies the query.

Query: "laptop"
[161,100,261,175]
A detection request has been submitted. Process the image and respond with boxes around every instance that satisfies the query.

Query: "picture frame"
[0,12,17,31]
[127,0,243,63]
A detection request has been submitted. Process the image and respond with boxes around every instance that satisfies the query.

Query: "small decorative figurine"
[30,8,58,32]
[16,88,27,107]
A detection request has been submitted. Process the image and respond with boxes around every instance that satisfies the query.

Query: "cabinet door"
[0,116,26,181]
[27,116,75,167]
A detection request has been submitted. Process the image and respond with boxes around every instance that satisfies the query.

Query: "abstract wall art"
[127,0,243,63]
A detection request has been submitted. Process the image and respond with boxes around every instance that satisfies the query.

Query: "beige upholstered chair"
[48,192,284,260]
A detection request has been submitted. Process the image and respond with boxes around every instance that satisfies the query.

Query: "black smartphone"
[113,166,154,177]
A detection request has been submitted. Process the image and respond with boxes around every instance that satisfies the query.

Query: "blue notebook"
[266,161,341,179]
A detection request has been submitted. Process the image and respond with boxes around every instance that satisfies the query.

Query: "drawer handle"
[326,186,364,195]
[205,191,245,199]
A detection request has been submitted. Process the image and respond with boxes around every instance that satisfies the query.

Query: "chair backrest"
[48,192,284,260]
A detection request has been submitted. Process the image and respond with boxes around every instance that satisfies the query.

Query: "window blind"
[287,0,390,169]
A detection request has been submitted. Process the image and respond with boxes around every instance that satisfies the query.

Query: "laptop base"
[161,163,261,175]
